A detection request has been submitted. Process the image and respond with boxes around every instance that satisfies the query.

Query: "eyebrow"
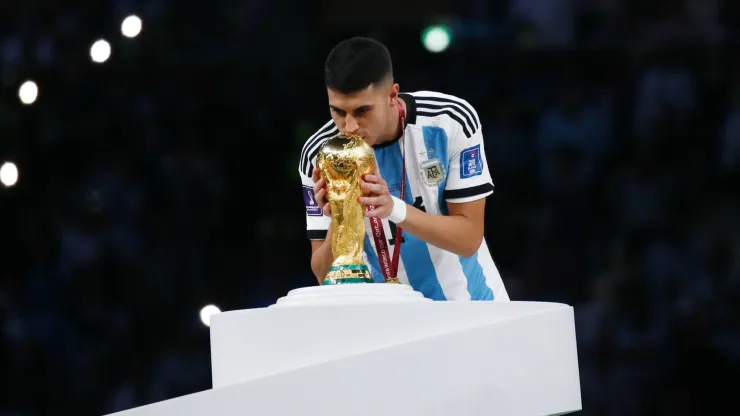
[330,105,374,113]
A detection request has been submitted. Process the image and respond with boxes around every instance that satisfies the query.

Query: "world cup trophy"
[317,133,376,285]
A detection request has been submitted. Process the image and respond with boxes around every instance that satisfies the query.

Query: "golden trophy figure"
[317,133,376,285]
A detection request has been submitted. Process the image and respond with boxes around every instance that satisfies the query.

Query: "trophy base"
[323,264,373,285]
[271,282,431,307]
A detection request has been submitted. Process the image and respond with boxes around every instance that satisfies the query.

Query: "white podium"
[106,285,582,416]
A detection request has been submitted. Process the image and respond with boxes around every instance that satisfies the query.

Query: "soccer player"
[299,37,509,301]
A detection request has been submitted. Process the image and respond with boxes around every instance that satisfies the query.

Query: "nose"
[343,115,359,134]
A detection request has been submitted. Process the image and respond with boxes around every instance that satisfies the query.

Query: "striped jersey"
[298,90,509,301]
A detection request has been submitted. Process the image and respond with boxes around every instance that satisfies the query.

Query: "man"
[298,37,509,301]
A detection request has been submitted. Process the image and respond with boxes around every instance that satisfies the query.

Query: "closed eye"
[329,105,373,117]
[353,106,372,116]
[330,106,346,117]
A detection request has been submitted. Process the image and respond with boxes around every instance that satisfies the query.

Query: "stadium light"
[18,80,38,105]
[0,162,19,187]
[121,15,142,38]
[90,39,111,63]
[422,25,452,53]
[199,304,221,327]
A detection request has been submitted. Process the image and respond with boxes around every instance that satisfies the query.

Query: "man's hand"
[312,167,331,217]
[359,170,394,219]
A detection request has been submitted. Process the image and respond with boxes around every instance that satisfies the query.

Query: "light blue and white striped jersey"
[299,91,509,301]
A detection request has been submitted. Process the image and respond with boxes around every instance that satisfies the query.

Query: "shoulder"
[407,91,481,139]
[298,119,338,177]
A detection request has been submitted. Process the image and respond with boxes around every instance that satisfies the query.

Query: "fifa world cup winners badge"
[316,133,377,284]
[303,185,322,216]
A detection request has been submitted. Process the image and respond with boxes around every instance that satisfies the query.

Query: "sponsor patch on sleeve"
[460,144,483,179]
[303,185,322,216]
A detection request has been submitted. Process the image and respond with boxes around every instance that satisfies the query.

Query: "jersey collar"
[399,92,417,125]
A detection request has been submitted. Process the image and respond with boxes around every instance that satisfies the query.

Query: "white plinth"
[106,284,582,416]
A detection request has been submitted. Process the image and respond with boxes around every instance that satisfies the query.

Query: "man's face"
[327,83,394,147]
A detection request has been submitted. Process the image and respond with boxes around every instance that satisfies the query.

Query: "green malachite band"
[329,264,369,272]
[323,277,373,285]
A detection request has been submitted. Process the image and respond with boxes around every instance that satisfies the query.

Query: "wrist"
[387,196,407,224]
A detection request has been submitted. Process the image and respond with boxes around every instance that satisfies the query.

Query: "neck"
[375,98,406,146]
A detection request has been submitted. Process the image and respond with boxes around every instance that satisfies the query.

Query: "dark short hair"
[324,37,393,94]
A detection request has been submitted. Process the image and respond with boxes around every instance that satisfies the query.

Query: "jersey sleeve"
[443,115,495,203]
[300,166,330,240]
[299,120,337,240]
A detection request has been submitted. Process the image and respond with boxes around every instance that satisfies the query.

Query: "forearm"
[398,205,482,257]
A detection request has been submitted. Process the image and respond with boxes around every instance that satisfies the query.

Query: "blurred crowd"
[1,0,740,415]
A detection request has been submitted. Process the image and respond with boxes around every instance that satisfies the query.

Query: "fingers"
[359,195,389,207]
[312,168,324,195]
[312,170,331,217]
[315,187,326,204]
[313,177,325,196]
[314,187,332,217]
[360,174,389,207]
[362,174,383,184]
[314,180,326,206]
[360,180,385,194]
[364,203,390,218]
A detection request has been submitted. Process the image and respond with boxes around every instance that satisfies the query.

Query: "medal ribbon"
[368,100,406,282]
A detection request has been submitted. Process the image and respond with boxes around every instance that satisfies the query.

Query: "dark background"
[2,0,740,414]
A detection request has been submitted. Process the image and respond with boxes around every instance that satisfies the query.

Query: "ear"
[389,83,400,106]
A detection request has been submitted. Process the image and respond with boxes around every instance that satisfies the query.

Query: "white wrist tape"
[388,196,407,224]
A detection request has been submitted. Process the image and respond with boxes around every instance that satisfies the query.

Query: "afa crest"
[420,157,446,186]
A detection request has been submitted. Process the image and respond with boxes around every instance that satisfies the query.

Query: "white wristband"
[388,196,407,224]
